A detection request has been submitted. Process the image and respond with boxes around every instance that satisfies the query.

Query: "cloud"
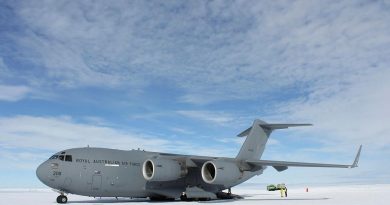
[0,115,169,171]
[0,58,8,76]
[176,110,236,126]
[0,115,170,152]
[0,59,31,102]
[2,1,390,151]
[179,93,227,105]
[0,85,30,102]
[0,115,241,171]
[2,1,388,104]
[271,69,390,150]
[169,127,195,135]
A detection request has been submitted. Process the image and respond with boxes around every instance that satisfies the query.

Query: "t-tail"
[235,119,312,160]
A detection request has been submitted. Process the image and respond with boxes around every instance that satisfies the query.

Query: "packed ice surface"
[0,184,388,205]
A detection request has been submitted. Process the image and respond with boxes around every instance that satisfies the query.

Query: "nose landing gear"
[56,195,68,204]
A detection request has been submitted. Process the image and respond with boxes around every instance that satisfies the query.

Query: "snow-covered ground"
[0,184,388,205]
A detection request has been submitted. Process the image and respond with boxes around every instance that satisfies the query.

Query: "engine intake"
[142,158,187,181]
[201,160,242,185]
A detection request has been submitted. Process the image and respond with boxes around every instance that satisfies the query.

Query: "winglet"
[350,145,362,168]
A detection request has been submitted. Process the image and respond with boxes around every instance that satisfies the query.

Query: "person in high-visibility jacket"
[285,187,288,197]
[280,188,285,197]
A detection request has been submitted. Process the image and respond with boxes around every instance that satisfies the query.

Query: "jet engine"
[201,160,242,185]
[142,158,187,181]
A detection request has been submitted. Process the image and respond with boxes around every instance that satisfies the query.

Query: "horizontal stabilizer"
[237,123,312,137]
[261,123,313,130]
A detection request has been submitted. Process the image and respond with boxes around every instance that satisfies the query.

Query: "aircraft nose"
[36,162,49,185]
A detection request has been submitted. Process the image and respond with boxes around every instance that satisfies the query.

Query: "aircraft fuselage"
[36,147,258,198]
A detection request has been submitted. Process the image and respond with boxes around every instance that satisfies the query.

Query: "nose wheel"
[56,195,68,204]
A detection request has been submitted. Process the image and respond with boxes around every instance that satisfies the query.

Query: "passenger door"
[92,174,102,191]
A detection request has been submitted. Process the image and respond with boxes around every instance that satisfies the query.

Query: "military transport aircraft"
[36,119,362,203]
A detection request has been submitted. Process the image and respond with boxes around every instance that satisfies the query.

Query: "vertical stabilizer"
[236,119,312,160]
[236,119,270,160]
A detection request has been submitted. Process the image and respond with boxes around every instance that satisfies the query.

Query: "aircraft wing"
[159,152,219,167]
[246,145,362,172]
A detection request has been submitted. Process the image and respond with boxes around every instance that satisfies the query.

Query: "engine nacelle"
[142,158,187,181]
[201,160,242,185]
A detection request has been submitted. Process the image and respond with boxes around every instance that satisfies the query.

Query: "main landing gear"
[216,188,243,200]
[56,195,68,204]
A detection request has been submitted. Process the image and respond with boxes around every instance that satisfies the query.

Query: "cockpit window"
[65,155,72,162]
[49,154,72,161]
[59,155,65,161]
[49,155,59,159]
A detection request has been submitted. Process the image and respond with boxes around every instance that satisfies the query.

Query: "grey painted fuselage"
[37,147,259,198]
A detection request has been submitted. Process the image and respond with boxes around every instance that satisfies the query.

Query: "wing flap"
[247,159,352,168]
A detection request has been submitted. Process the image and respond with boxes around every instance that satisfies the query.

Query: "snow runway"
[0,184,387,205]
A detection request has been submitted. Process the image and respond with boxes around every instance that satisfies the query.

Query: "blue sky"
[0,0,389,188]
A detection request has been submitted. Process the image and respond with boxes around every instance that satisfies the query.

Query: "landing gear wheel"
[56,195,68,204]
[180,194,193,201]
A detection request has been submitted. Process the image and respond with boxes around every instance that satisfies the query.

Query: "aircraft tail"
[235,119,312,160]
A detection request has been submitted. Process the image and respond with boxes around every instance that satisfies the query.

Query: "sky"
[0,0,389,188]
